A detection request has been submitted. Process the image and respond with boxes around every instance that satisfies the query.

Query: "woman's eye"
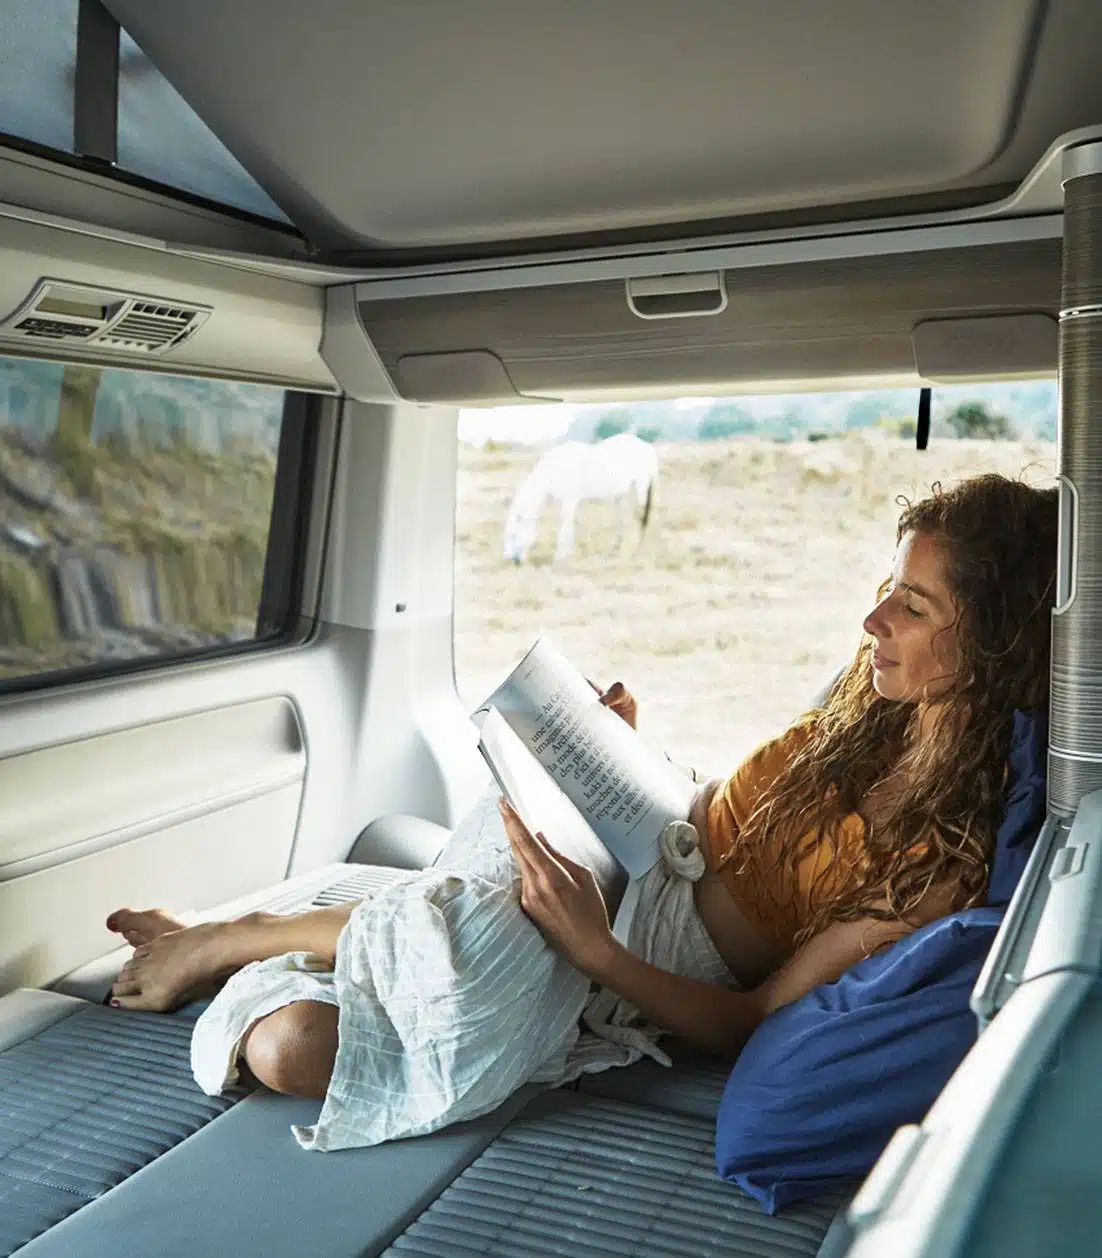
[905,604,925,619]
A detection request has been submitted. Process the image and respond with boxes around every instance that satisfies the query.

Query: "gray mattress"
[0,1003,246,1258]
[384,1089,845,1258]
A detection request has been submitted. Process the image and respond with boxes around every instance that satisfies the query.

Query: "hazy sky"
[457,404,575,446]
[457,396,725,445]
[458,380,1057,446]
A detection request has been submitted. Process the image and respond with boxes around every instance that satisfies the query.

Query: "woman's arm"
[757,883,959,1015]
[590,943,769,1057]
[501,798,768,1056]
[500,799,956,1057]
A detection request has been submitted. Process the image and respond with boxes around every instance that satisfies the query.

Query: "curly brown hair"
[740,473,1058,946]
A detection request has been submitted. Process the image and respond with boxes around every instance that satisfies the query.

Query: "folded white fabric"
[189,785,734,1151]
[582,819,736,1065]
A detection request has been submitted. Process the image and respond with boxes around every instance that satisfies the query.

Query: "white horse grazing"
[503,432,659,564]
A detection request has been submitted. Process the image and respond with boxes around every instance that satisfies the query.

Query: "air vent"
[0,280,211,356]
[97,301,203,352]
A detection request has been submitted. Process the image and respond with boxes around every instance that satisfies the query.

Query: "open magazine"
[473,638,698,939]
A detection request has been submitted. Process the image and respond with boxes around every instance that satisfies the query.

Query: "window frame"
[0,382,326,700]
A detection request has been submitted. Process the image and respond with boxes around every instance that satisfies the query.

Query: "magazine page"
[475,638,696,877]
[478,707,626,914]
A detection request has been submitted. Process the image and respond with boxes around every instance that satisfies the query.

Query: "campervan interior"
[1,2,1101,1256]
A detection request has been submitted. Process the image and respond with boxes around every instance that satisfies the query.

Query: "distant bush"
[696,400,757,442]
[595,413,632,441]
[944,401,1017,440]
[876,416,917,440]
[807,431,831,443]
[635,426,662,443]
[697,418,741,441]
[1035,412,1057,441]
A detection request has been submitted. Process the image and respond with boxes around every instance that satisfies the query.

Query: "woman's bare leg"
[241,1001,339,1099]
[106,904,358,1012]
[108,910,342,1099]
[108,908,228,1004]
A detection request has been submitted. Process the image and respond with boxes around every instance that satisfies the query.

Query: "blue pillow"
[715,709,1048,1213]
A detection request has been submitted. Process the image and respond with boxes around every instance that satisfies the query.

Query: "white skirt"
[189,787,735,1152]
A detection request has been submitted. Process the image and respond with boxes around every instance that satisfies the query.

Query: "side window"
[0,354,315,693]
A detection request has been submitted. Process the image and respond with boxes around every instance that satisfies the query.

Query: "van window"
[0,0,79,154]
[0,354,315,693]
[454,381,1058,774]
[116,32,290,222]
[0,0,289,224]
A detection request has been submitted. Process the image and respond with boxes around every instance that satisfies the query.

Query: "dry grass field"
[455,432,1056,778]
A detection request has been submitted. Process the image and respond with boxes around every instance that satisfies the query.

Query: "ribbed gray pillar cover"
[1051,145,1102,815]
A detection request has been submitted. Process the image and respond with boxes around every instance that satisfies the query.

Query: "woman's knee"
[242,1000,338,1100]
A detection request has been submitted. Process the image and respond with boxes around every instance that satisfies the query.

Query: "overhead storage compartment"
[356,239,1062,404]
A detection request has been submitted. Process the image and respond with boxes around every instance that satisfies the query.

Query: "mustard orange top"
[703,721,870,954]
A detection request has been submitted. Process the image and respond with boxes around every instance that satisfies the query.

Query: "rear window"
[454,381,1058,773]
[0,354,316,692]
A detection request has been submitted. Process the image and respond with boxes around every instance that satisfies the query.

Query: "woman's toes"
[107,909,186,946]
[110,993,160,1012]
[106,909,131,933]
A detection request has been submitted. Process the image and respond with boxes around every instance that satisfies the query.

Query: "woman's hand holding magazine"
[498,798,618,977]
[590,679,638,730]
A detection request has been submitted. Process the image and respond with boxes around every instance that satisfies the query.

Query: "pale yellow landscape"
[454,433,1057,778]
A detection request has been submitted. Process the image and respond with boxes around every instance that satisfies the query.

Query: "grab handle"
[1055,474,1079,614]
[971,814,1062,1029]
[626,271,728,319]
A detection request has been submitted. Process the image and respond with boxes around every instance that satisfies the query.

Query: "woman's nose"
[863,601,888,638]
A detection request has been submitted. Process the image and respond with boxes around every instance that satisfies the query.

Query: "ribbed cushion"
[0,1004,246,1257]
[577,1053,732,1119]
[384,1093,843,1257]
[310,866,408,908]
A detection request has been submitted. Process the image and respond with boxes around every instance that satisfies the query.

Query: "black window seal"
[74,0,120,166]
[0,389,322,702]
[256,390,319,640]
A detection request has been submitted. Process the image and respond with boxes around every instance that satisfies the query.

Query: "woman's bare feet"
[106,908,187,947]
[108,918,242,1013]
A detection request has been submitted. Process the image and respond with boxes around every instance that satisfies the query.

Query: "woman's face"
[862,531,961,702]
